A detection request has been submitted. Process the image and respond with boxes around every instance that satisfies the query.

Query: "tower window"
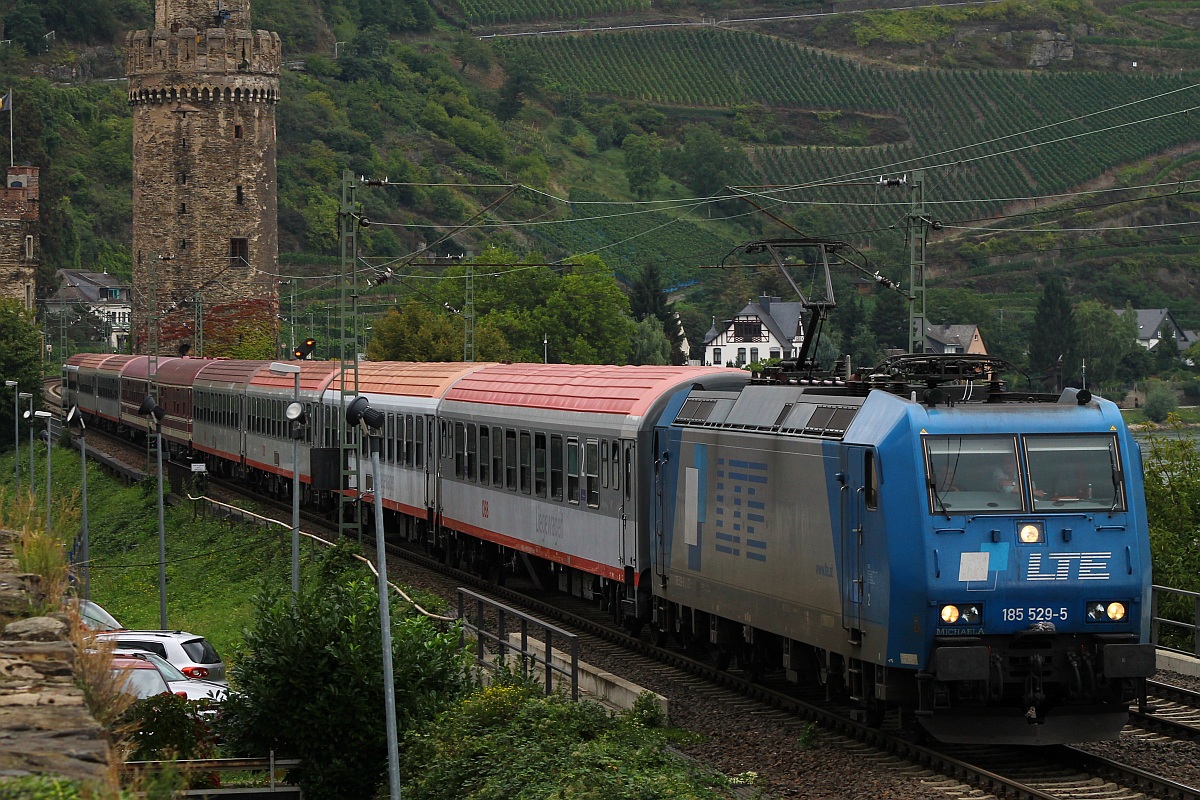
[234,124,243,139]
[230,237,249,265]
[179,202,187,214]
[178,173,188,184]
[236,185,244,205]
[24,234,33,260]
[180,239,189,250]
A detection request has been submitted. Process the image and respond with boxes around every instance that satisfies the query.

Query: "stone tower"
[126,0,280,354]
[0,166,38,313]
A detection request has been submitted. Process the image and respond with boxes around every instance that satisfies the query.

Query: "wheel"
[649,619,669,647]
[711,645,732,671]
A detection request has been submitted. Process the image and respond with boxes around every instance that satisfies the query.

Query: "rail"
[458,587,579,701]
[123,754,301,797]
[1152,584,1200,656]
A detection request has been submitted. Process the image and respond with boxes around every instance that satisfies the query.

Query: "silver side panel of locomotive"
[660,386,869,654]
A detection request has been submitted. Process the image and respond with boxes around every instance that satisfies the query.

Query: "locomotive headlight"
[960,604,982,624]
[1018,523,1044,544]
[940,605,960,624]
[1087,601,1128,622]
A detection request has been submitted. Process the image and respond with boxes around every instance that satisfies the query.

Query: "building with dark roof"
[44,270,132,351]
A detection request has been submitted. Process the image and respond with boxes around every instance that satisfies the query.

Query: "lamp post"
[543,333,548,364]
[20,393,32,498]
[28,410,52,532]
[66,406,88,600]
[347,395,400,800]
[5,381,17,492]
[269,362,304,597]
[137,395,168,629]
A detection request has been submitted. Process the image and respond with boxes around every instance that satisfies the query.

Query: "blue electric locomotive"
[651,355,1155,744]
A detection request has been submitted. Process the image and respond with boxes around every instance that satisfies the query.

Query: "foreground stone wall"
[0,530,108,782]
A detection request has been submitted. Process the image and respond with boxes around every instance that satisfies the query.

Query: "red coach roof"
[120,356,180,380]
[249,361,340,393]
[355,361,494,398]
[156,358,218,386]
[195,360,270,390]
[445,363,746,416]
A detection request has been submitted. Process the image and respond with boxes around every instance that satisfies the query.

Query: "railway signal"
[293,337,316,360]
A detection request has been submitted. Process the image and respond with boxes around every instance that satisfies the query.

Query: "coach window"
[505,429,518,490]
[491,426,503,488]
[385,414,394,462]
[601,439,609,489]
[402,415,412,466]
[611,441,620,492]
[479,426,490,484]
[466,423,477,482]
[520,431,532,494]
[454,422,466,478]
[534,433,547,498]
[624,445,633,501]
[551,434,564,501]
[585,439,600,507]
[567,438,580,504]
[415,416,425,468]
[864,450,878,510]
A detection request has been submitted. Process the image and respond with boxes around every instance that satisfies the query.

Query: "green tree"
[1074,300,1136,389]
[1154,324,1180,375]
[622,133,661,199]
[452,33,492,75]
[669,124,749,198]
[1142,422,1200,641]
[629,262,684,364]
[1029,273,1078,390]
[218,545,471,800]
[869,290,909,351]
[629,316,671,365]
[368,301,462,362]
[0,300,44,447]
[544,256,636,364]
[3,4,47,54]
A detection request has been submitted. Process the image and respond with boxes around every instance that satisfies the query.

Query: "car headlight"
[1018,523,1044,544]
[1087,601,1127,622]
[940,605,960,624]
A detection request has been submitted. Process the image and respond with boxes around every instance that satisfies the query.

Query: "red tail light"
[181,666,209,679]
[175,692,188,698]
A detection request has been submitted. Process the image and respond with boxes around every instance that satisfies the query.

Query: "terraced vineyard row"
[455,0,647,25]
[529,190,741,286]
[518,29,1200,238]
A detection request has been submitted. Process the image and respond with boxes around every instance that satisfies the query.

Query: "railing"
[123,754,301,797]
[457,587,579,701]
[1151,584,1200,656]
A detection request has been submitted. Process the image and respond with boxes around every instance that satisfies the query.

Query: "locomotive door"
[840,446,870,639]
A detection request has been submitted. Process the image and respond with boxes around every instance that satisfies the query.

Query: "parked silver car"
[111,649,228,705]
[95,630,227,685]
[77,600,123,631]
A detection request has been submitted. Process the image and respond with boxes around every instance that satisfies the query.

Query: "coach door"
[622,439,636,575]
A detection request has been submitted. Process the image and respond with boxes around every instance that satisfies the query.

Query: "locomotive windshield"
[925,436,1024,513]
[924,433,1125,514]
[1026,433,1125,512]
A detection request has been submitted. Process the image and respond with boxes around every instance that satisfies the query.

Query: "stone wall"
[0,166,39,311]
[0,530,108,782]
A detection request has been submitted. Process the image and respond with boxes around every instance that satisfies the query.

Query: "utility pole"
[463,261,475,362]
[337,170,362,543]
[907,169,929,355]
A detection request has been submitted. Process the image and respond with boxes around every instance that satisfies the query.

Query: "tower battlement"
[126,28,281,90]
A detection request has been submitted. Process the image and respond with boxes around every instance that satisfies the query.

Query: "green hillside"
[2,0,1199,366]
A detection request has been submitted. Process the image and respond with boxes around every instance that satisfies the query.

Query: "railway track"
[64,416,1200,799]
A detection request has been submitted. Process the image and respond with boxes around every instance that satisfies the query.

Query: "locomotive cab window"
[925,435,1024,513]
[864,450,878,511]
[1026,433,1125,512]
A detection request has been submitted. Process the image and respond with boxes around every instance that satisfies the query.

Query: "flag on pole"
[0,90,10,113]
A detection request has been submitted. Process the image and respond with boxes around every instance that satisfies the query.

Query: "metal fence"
[1151,584,1200,656]
[457,588,579,701]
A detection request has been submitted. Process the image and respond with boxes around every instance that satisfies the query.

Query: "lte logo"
[1026,552,1111,581]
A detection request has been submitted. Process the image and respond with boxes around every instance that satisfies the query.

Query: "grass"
[1122,405,1200,426]
[0,440,303,667]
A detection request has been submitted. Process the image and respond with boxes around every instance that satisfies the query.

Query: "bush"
[402,674,727,800]
[1143,380,1178,423]
[216,544,471,800]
